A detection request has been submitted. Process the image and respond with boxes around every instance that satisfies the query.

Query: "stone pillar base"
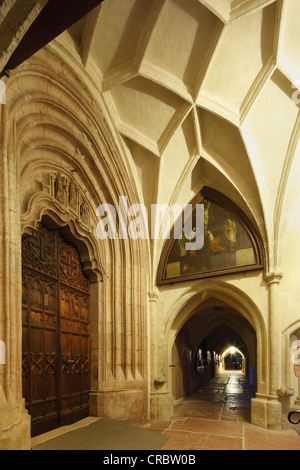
[150,392,173,419]
[0,399,31,450]
[278,387,295,430]
[89,387,148,421]
[251,395,282,430]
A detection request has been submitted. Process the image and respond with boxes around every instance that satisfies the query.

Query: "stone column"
[0,96,30,449]
[251,271,283,430]
[266,272,283,430]
[149,290,173,419]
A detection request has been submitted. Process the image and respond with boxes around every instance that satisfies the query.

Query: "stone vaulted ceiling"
[51,0,300,274]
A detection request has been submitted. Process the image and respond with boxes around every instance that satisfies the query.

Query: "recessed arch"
[5,47,150,430]
[195,315,257,368]
[165,281,263,412]
[163,278,267,397]
[157,186,264,285]
[222,346,245,370]
[222,346,244,359]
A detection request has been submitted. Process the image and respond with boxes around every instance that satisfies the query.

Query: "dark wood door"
[22,224,90,436]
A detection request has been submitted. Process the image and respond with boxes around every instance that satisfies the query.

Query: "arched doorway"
[170,296,257,406]
[22,223,91,436]
[223,346,244,371]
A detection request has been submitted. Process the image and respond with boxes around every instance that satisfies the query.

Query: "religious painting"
[157,188,263,284]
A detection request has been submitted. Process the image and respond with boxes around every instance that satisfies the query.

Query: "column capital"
[148,289,159,303]
[265,271,283,285]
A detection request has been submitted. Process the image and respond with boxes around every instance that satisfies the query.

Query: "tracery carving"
[69,180,79,208]
[45,353,57,376]
[54,172,68,204]
[80,197,90,225]
[49,171,90,226]
[22,223,57,278]
[59,233,89,293]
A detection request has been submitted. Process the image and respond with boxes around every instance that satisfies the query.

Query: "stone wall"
[0,46,149,449]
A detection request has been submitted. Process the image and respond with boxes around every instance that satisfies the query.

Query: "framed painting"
[157,187,264,285]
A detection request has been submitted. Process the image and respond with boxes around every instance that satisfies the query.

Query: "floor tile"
[138,371,300,450]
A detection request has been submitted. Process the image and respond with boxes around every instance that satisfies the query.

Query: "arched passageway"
[171,296,256,413]
[223,347,244,371]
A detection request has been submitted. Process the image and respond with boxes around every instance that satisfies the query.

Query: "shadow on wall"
[172,333,216,400]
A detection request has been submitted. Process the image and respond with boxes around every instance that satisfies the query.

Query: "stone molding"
[0,46,150,449]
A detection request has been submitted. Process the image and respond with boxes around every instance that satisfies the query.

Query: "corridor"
[136,371,300,450]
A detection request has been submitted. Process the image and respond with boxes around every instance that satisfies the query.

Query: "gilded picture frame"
[157,187,264,285]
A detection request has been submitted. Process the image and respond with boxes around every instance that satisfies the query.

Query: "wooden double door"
[22,223,90,436]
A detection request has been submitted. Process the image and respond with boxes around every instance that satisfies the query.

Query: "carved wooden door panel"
[58,234,90,426]
[22,224,90,436]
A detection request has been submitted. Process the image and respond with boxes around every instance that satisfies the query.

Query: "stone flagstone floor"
[134,371,300,450]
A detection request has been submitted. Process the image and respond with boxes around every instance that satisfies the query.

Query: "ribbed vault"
[181,297,256,363]
[46,0,300,286]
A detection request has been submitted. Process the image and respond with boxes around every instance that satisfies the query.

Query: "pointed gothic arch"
[157,187,264,285]
[3,47,149,436]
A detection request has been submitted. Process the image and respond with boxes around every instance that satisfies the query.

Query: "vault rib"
[158,101,193,155]
[230,0,277,21]
[81,4,103,67]
[240,56,276,124]
[134,0,167,71]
